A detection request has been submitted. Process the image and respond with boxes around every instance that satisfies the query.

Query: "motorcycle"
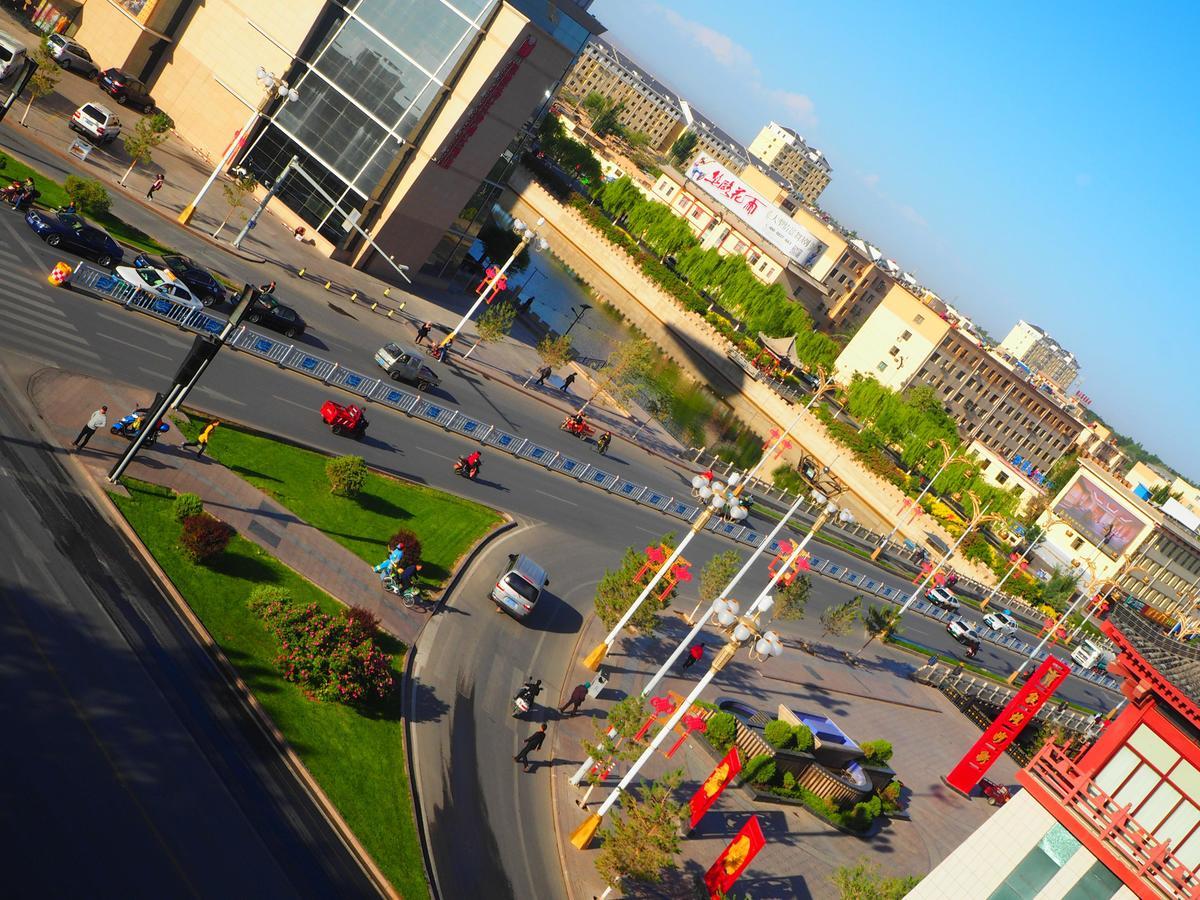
[979,777,1011,806]
[0,181,22,204]
[595,432,612,455]
[512,680,542,718]
[965,639,980,659]
[454,455,481,480]
[110,408,170,445]
[560,416,595,440]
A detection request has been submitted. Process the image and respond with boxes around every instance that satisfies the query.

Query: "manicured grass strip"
[177,418,502,582]
[111,480,429,899]
[0,150,174,255]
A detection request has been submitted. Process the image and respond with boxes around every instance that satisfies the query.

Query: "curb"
[403,517,520,900]
[0,357,394,897]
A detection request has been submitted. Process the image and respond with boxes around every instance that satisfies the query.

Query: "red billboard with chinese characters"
[689,746,741,829]
[704,815,766,898]
[945,656,1071,794]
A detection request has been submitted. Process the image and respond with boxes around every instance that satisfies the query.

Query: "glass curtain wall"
[241,0,499,243]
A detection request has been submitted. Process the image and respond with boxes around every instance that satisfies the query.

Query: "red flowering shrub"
[179,513,234,563]
[249,587,394,705]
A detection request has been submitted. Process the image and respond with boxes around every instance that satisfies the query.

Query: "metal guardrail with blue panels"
[666,499,700,523]
[412,400,456,428]
[518,443,558,467]
[549,455,587,478]
[637,489,674,512]
[371,383,421,414]
[610,479,645,501]
[483,429,524,453]
[580,467,620,491]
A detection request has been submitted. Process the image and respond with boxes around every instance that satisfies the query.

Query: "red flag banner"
[945,656,1071,794]
[689,746,741,828]
[705,815,765,898]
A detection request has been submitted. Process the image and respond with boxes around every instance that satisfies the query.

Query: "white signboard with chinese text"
[687,155,826,267]
[67,138,93,163]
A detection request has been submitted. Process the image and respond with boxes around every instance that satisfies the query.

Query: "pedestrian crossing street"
[0,238,102,362]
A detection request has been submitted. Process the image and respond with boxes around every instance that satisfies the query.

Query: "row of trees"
[591,177,839,369]
[537,114,603,186]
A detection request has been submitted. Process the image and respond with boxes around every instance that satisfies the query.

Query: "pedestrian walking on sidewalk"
[146,173,165,202]
[181,420,220,457]
[559,683,589,716]
[415,321,432,345]
[535,365,551,386]
[72,405,107,450]
[680,642,706,675]
[514,724,547,771]
[561,372,576,392]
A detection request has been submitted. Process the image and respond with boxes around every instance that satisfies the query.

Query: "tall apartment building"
[835,286,1085,473]
[747,121,832,202]
[999,320,1081,391]
[558,36,685,153]
[73,0,602,278]
[678,100,750,172]
[911,604,1200,898]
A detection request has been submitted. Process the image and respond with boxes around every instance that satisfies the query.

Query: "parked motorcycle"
[109,408,170,444]
[0,181,22,205]
[512,679,542,718]
[454,455,481,480]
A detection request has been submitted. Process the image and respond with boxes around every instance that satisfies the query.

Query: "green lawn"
[177,418,502,582]
[0,150,175,255]
[111,480,430,899]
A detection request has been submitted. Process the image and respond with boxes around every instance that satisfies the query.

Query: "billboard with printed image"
[1053,475,1147,557]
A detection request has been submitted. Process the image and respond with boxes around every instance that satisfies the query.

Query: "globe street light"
[178,67,300,226]
[570,593,784,850]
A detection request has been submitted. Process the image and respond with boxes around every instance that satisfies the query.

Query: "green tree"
[775,573,811,620]
[830,859,920,899]
[119,112,175,185]
[1039,567,1079,611]
[213,172,257,238]
[699,550,742,607]
[20,40,61,126]
[578,336,655,414]
[581,695,649,781]
[472,300,517,348]
[668,130,698,167]
[820,596,861,639]
[593,535,678,634]
[535,333,573,370]
[592,100,626,138]
[582,91,612,119]
[857,603,901,657]
[63,176,111,215]
[594,771,685,894]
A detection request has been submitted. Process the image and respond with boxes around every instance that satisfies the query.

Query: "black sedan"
[25,210,123,267]
[98,68,156,113]
[246,296,306,338]
[134,252,227,306]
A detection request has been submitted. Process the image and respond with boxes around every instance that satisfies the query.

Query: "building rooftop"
[679,100,749,166]
[1104,605,1200,724]
[586,36,683,108]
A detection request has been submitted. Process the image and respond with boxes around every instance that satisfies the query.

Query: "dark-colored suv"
[246,296,306,338]
[98,68,156,113]
[133,252,227,307]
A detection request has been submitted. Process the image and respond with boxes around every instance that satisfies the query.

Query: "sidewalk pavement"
[23,362,427,648]
[547,608,1016,898]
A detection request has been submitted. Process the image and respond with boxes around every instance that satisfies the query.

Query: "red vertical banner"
[689,746,741,828]
[945,656,1071,794]
[704,815,765,898]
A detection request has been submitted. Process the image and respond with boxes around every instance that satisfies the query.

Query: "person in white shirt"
[72,405,108,450]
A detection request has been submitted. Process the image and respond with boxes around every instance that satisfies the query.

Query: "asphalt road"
[0,365,376,896]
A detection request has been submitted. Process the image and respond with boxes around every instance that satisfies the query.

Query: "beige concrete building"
[747,121,832,202]
[1125,461,1171,495]
[967,439,1046,515]
[557,35,685,153]
[73,0,602,280]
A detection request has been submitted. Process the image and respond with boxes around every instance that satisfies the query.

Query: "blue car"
[25,209,123,267]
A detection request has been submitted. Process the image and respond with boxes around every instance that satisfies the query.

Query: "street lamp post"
[439,218,547,349]
[897,491,1004,616]
[178,67,299,226]
[871,439,971,561]
[563,303,591,337]
[232,155,298,249]
[570,593,784,851]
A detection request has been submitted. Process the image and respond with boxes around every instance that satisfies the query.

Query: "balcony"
[1024,741,1200,898]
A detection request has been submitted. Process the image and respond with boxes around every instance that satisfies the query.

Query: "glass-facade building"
[240,0,591,248]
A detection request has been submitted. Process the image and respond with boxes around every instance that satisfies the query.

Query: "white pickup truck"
[374,342,440,391]
[1072,639,1117,672]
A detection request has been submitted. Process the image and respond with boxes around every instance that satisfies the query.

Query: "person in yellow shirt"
[182,420,220,458]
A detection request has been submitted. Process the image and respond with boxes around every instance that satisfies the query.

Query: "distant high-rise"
[998,321,1080,391]
[747,122,832,202]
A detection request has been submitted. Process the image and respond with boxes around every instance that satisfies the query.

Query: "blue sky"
[593,0,1198,473]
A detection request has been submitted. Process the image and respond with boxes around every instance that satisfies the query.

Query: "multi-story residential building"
[835,286,1085,473]
[911,604,1200,898]
[967,440,1048,515]
[1126,461,1172,497]
[678,100,749,172]
[1077,421,1128,473]
[747,121,832,202]
[1036,458,1200,617]
[557,35,685,153]
[73,0,602,279]
[999,320,1081,391]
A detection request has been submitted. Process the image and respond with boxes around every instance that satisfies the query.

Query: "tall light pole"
[897,491,1004,616]
[439,218,547,349]
[178,67,299,226]
[571,593,784,850]
[871,439,972,561]
[232,155,298,249]
[978,509,1070,610]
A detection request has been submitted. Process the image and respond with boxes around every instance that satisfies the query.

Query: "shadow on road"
[406,673,450,724]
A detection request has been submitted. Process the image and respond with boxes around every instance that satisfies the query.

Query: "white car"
[947,617,979,644]
[116,265,204,312]
[926,587,961,611]
[70,102,122,145]
[983,611,1019,636]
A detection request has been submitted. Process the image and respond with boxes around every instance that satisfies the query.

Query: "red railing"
[1026,742,1200,899]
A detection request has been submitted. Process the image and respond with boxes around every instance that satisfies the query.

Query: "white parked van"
[0,31,28,82]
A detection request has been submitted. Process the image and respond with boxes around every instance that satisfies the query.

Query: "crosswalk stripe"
[0,278,70,313]
[0,307,98,355]
[0,294,75,329]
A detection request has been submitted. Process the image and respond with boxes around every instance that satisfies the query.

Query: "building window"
[877,361,888,372]
[901,330,912,340]
[889,346,900,357]
[914,314,925,324]
[986,823,1080,900]
[996,471,1009,485]
[1071,537,1084,551]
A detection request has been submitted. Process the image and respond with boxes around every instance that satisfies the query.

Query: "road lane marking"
[0,308,98,354]
[271,395,311,412]
[96,332,171,360]
[535,488,577,507]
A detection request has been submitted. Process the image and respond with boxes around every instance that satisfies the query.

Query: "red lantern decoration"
[666,713,707,758]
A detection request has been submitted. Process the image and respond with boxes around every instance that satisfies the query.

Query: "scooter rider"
[515,678,542,707]
[596,431,612,454]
